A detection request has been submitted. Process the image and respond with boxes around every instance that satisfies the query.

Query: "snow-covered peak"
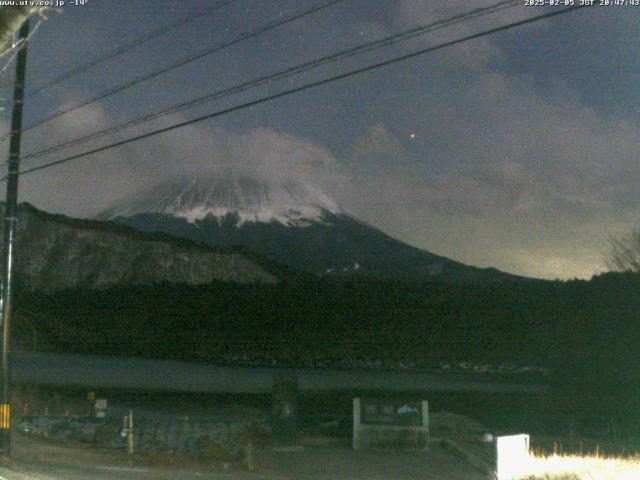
[98,170,341,227]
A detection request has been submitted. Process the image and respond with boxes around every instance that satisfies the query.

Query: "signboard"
[94,398,107,419]
[353,398,429,450]
[360,399,423,426]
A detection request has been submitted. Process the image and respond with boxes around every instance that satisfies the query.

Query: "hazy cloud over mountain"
[4,1,639,279]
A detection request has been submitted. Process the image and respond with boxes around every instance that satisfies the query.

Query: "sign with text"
[353,398,429,450]
[360,399,423,426]
[94,398,108,419]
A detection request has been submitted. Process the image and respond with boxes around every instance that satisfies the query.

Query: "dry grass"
[513,452,640,480]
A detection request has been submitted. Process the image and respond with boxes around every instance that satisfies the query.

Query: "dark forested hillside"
[14,272,640,431]
[15,273,640,378]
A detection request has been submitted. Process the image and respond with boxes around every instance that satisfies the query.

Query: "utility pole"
[0,17,30,458]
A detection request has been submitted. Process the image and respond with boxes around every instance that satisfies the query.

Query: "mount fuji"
[98,170,522,282]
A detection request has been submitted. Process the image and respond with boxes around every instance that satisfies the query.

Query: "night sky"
[0,0,638,280]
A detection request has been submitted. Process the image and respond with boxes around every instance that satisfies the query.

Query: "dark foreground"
[0,433,486,480]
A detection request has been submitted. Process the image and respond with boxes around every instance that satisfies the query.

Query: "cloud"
[337,69,640,280]
[394,0,547,71]
[16,111,344,218]
[8,2,639,281]
[13,56,640,280]
[350,124,404,158]
[228,127,339,183]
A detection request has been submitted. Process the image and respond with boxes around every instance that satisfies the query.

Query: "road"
[0,434,487,480]
[12,350,543,394]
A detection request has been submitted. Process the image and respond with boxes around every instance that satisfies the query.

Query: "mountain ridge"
[2,202,284,291]
[100,172,531,283]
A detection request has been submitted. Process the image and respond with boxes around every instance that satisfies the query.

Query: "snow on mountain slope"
[98,169,527,283]
[98,170,341,227]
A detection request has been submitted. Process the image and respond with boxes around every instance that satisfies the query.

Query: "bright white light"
[516,453,640,480]
[496,434,531,480]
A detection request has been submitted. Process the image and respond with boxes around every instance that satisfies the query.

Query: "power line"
[24,0,237,98]
[22,0,522,163]
[3,5,586,182]
[0,0,347,143]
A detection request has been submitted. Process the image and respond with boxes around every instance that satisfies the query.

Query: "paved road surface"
[12,350,542,394]
[0,435,487,480]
